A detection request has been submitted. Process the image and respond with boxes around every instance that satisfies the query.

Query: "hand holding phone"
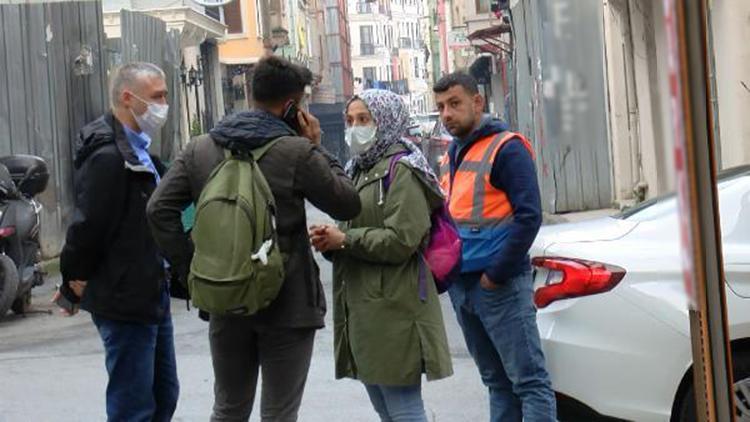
[282,101,302,134]
[283,101,321,145]
[52,284,79,316]
[297,109,322,146]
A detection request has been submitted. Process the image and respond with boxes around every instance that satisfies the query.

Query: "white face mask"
[130,93,169,137]
[345,125,377,155]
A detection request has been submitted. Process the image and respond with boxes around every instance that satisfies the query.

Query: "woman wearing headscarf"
[310,90,453,421]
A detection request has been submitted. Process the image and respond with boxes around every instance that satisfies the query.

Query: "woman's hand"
[309,224,346,252]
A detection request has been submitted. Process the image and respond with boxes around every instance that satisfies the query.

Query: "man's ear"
[474,93,485,113]
[121,90,134,108]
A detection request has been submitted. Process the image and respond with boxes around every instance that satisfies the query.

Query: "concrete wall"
[1,1,109,257]
[511,0,613,212]
[601,0,750,204]
[602,0,676,203]
[603,0,641,204]
[711,0,750,170]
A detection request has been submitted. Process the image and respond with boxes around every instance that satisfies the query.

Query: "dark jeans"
[364,383,428,422]
[91,290,179,422]
[449,270,556,422]
[208,315,316,422]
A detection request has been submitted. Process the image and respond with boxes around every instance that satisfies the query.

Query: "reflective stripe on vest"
[439,131,534,227]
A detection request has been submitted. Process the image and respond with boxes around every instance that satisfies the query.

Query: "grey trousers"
[208,315,316,422]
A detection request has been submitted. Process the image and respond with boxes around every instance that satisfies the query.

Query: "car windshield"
[616,165,750,220]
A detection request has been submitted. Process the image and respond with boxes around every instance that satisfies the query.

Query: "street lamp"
[188,65,196,86]
[180,59,204,133]
[179,61,191,132]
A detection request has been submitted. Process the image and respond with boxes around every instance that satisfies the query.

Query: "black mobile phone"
[282,101,302,134]
[55,284,77,313]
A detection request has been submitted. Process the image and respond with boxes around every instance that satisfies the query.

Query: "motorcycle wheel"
[0,254,19,318]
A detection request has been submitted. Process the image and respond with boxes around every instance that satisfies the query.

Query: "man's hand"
[50,280,87,317]
[69,280,87,297]
[309,226,327,252]
[480,274,498,290]
[297,110,321,146]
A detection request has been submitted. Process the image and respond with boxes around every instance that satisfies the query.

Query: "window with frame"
[363,67,376,82]
[223,0,244,34]
[360,25,374,55]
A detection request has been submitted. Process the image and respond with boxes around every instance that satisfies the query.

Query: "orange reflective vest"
[439,131,534,272]
[439,131,534,226]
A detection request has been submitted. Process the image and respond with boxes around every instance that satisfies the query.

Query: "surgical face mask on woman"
[345,124,377,155]
[129,92,169,137]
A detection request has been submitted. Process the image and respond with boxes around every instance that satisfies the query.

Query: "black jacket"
[147,110,362,328]
[60,112,167,324]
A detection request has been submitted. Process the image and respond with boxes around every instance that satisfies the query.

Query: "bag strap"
[223,138,283,162]
[383,151,411,193]
[250,137,282,162]
[383,150,430,301]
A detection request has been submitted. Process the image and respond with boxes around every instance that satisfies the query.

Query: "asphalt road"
[0,206,489,422]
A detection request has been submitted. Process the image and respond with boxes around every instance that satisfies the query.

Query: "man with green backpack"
[146,56,361,421]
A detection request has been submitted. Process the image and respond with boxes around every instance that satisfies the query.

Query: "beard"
[446,113,476,139]
[449,124,473,139]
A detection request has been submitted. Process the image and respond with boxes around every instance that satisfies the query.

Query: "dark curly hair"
[433,71,479,95]
[251,55,313,105]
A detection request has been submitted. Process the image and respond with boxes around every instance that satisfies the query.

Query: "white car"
[530,165,750,421]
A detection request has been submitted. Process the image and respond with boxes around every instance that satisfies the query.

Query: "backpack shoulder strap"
[249,137,283,162]
[383,151,411,192]
[219,137,284,162]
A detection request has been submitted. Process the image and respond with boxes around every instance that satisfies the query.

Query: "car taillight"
[0,226,16,238]
[532,257,626,308]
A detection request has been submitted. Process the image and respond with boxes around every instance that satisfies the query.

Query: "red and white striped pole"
[665,0,735,420]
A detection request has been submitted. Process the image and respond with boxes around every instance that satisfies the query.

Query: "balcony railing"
[363,79,409,95]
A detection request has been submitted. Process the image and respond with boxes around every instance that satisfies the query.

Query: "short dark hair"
[433,71,479,95]
[251,56,313,104]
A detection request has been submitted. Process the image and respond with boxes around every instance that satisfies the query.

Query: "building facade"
[348,0,432,115]
[324,0,355,103]
[216,0,353,110]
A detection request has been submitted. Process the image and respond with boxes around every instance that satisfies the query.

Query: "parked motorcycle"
[0,155,49,317]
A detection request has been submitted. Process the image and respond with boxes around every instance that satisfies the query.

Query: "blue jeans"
[364,383,428,422]
[449,270,556,422]
[91,289,179,422]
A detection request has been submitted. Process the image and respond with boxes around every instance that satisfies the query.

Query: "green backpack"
[188,138,285,316]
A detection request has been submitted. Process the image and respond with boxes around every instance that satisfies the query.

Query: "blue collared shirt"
[123,126,169,272]
[123,125,160,183]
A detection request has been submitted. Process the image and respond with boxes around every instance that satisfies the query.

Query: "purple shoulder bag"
[384,153,462,299]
